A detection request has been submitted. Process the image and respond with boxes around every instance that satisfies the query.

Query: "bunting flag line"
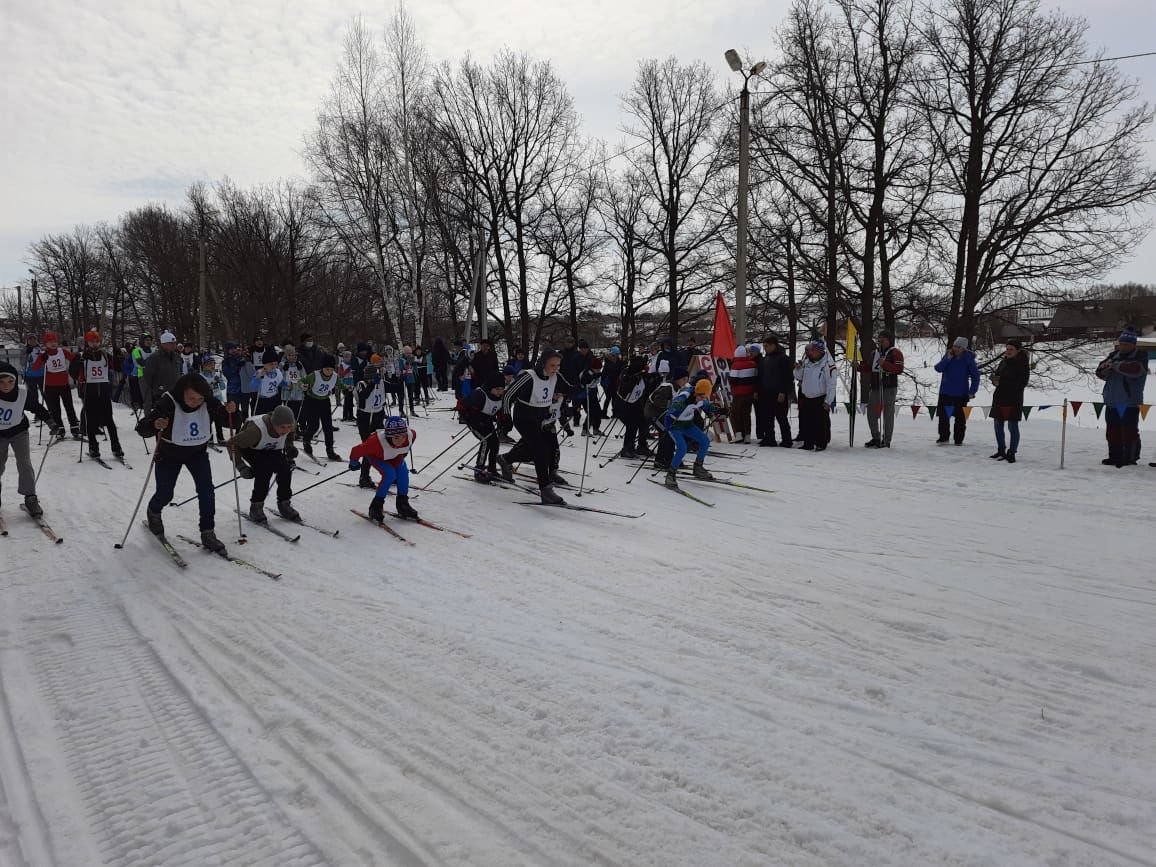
[911,405,921,419]
[1022,406,1032,420]
[928,405,938,420]
[844,401,854,414]
[1093,402,1105,418]
[1071,401,1083,416]
[1142,404,1152,421]
[980,406,989,419]
[962,406,973,420]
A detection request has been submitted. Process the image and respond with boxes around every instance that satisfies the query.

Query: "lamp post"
[725,50,766,348]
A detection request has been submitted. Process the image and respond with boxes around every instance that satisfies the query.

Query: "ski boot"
[325,447,342,462]
[664,469,679,490]
[88,447,101,459]
[199,529,227,554]
[473,467,492,484]
[24,494,43,518]
[692,462,714,481]
[358,469,376,489]
[396,494,419,521]
[367,496,386,522]
[70,426,82,441]
[496,454,515,482]
[111,444,124,458]
[302,441,313,456]
[549,471,570,488]
[277,500,301,522]
[619,448,637,460]
[539,484,565,505]
[146,509,164,536]
[248,502,268,524]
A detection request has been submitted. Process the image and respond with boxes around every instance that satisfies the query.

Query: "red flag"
[1070,401,1082,417]
[710,291,737,360]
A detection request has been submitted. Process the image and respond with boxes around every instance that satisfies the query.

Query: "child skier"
[663,375,721,489]
[228,404,301,524]
[251,347,285,415]
[0,361,56,518]
[70,330,123,459]
[136,374,237,552]
[199,355,228,444]
[280,344,306,422]
[298,356,345,461]
[613,355,651,459]
[354,363,390,488]
[645,366,686,469]
[348,415,419,523]
[461,373,507,482]
[31,331,80,439]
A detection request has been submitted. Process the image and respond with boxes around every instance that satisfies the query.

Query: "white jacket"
[794,353,837,402]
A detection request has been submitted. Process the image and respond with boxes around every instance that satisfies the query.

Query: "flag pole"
[1060,398,1068,470]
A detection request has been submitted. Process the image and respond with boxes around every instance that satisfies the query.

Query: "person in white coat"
[793,339,837,450]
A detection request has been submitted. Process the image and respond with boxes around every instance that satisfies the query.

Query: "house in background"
[1047,297,1156,339]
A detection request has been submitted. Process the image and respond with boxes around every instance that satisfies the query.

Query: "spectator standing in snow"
[756,335,794,447]
[793,340,836,451]
[933,337,980,445]
[862,330,904,448]
[728,345,758,444]
[990,339,1030,463]
[1096,328,1148,468]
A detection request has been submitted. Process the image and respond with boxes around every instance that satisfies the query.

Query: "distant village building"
[1047,297,1156,339]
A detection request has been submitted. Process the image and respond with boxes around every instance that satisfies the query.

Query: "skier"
[576,356,603,436]
[135,373,237,552]
[0,361,56,518]
[228,404,301,524]
[250,347,285,414]
[130,334,154,412]
[298,356,345,461]
[31,331,80,439]
[794,340,837,451]
[644,366,684,469]
[280,344,307,422]
[348,415,419,523]
[69,330,123,460]
[353,361,391,487]
[461,373,507,482]
[613,355,651,460]
[199,355,228,444]
[663,375,721,489]
[21,334,43,405]
[497,349,576,505]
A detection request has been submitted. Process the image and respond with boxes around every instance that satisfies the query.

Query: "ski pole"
[228,410,246,545]
[577,393,593,498]
[171,477,233,506]
[626,423,664,485]
[411,426,469,474]
[113,433,162,549]
[291,466,355,498]
[34,434,61,485]
[592,416,621,460]
[413,439,477,490]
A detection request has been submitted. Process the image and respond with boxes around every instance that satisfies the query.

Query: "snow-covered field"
[1,354,1154,866]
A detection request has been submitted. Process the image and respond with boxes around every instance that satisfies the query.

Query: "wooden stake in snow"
[1060,399,1068,470]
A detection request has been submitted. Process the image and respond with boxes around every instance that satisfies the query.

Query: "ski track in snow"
[0,388,1155,866]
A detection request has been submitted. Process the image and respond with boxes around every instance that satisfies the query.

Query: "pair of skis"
[141,525,281,579]
[0,507,63,543]
[236,509,339,540]
[350,508,473,544]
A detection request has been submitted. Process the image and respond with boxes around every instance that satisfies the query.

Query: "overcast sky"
[1,0,1153,294]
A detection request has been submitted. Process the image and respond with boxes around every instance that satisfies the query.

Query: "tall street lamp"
[726,49,765,347]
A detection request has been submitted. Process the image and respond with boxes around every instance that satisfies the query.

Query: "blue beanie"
[1120,328,1138,345]
[610,345,621,355]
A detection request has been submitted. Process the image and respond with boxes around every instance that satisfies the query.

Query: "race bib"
[85,359,108,383]
[46,352,67,373]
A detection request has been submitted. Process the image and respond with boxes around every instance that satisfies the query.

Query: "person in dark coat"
[297,332,324,373]
[431,339,451,391]
[469,337,500,384]
[141,332,184,412]
[990,339,1029,463]
[756,335,794,446]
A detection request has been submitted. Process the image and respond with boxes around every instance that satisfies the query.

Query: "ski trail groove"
[28,596,326,867]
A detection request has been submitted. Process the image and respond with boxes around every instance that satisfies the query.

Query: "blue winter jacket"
[1097,349,1148,406]
[221,354,249,397]
[934,351,980,397]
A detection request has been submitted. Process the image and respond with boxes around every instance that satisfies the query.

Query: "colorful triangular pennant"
[1093,402,1104,418]
[844,401,853,414]
[1142,404,1152,420]
[911,404,921,418]
[962,406,973,420]
[928,405,937,419]
[1022,406,1032,420]
[979,405,989,419]
[1038,405,1051,411]
[1071,401,1082,416]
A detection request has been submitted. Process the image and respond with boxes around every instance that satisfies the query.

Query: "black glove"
[285,444,298,460]
[238,464,255,480]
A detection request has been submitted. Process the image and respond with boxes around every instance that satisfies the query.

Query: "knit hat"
[670,366,690,382]
[694,378,713,397]
[224,340,238,350]
[260,347,278,364]
[485,373,506,391]
[734,346,747,358]
[747,343,762,356]
[808,339,826,352]
[610,346,621,355]
[952,336,968,350]
[160,331,177,344]
[0,362,18,380]
[269,405,295,428]
[383,415,408,438]
[502,364,516,375]
[321,354,337,369]
[1119,328,1138,345]
[43,331,59,343]
[84,330,101,343]
[1006,338,1024,350]
[763,334,780,344]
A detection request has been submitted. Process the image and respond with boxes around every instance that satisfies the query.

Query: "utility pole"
[726,50,766,348]
[198,229,207,351]
[476,227,488,341]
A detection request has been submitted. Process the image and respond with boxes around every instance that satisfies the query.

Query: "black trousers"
[613,399,647,453]
[937,394,970,443]
[81,396,121,452]
[149,449,215,530]
[244,449,292,503]
[468,419,499,471]
[44,384,79,429]
[300,400,335,447]
[504,418,558,487]
[755,393,793,443]
[797,396,830,447]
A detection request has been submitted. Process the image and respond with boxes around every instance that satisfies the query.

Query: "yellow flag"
[846,320,861,363]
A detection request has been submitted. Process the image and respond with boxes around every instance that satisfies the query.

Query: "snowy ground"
[1,377,1154,866]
